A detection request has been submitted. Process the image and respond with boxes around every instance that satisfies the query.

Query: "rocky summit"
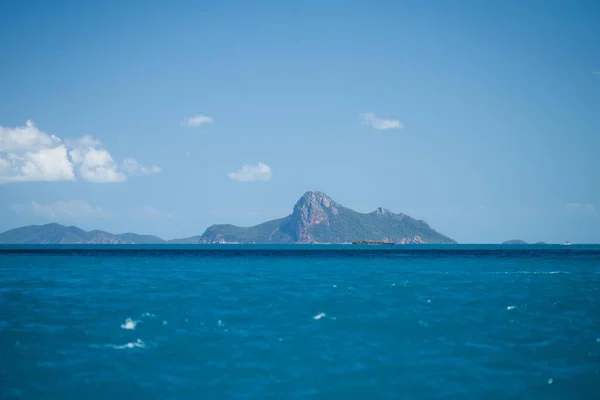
[195,191,456,244]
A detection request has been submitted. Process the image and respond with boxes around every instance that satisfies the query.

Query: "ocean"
[1,245,599,399]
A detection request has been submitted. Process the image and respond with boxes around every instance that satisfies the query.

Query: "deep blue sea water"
[1,245,599,399]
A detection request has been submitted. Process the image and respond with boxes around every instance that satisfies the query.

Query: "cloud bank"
[0,121,160,183]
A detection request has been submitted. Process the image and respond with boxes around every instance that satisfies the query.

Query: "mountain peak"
[294,191,336,212]
[299,191,332,203]
[41,223,65,228]
[293,190,338,220]
[372,207,392,216]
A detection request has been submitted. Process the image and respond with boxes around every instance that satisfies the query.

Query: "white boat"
[562,241,572,246]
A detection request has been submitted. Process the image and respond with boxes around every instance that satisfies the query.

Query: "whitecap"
[218,320,224,327]
[112,339,145,349]
[142,312,155,317]
[548,378,553,385]
[506,306,516,310]
[313,313,326,320]
[121,318,139,330]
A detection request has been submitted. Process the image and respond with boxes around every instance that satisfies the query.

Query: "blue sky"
[1,0,599,243]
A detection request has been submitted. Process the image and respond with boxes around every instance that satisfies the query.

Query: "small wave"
[121,318,139,330]
[112,339,145,349]
[313,313,326,320]
[142,312,155,317]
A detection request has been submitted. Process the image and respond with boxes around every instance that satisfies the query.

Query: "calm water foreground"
[1,245,599,399]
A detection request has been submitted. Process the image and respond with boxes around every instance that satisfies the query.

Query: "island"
[501,240,528,245]
[0,191,457,245]
[171,191,456,244]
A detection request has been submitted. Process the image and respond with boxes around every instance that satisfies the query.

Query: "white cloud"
[68,136,126,183]
[184,114,215,128]
[0,146,76,183]
[566,202,597,216]
[13,200,109,219]
[137,205,171,219]
[361,112,404,130]
[227,162,272,182]
[122,157,162,175]
[0,121,76,182]
[0,121,161,184]
[0,120,61,152]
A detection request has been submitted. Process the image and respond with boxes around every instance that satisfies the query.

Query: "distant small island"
[501,240,528,245]
[501,240,550,245]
